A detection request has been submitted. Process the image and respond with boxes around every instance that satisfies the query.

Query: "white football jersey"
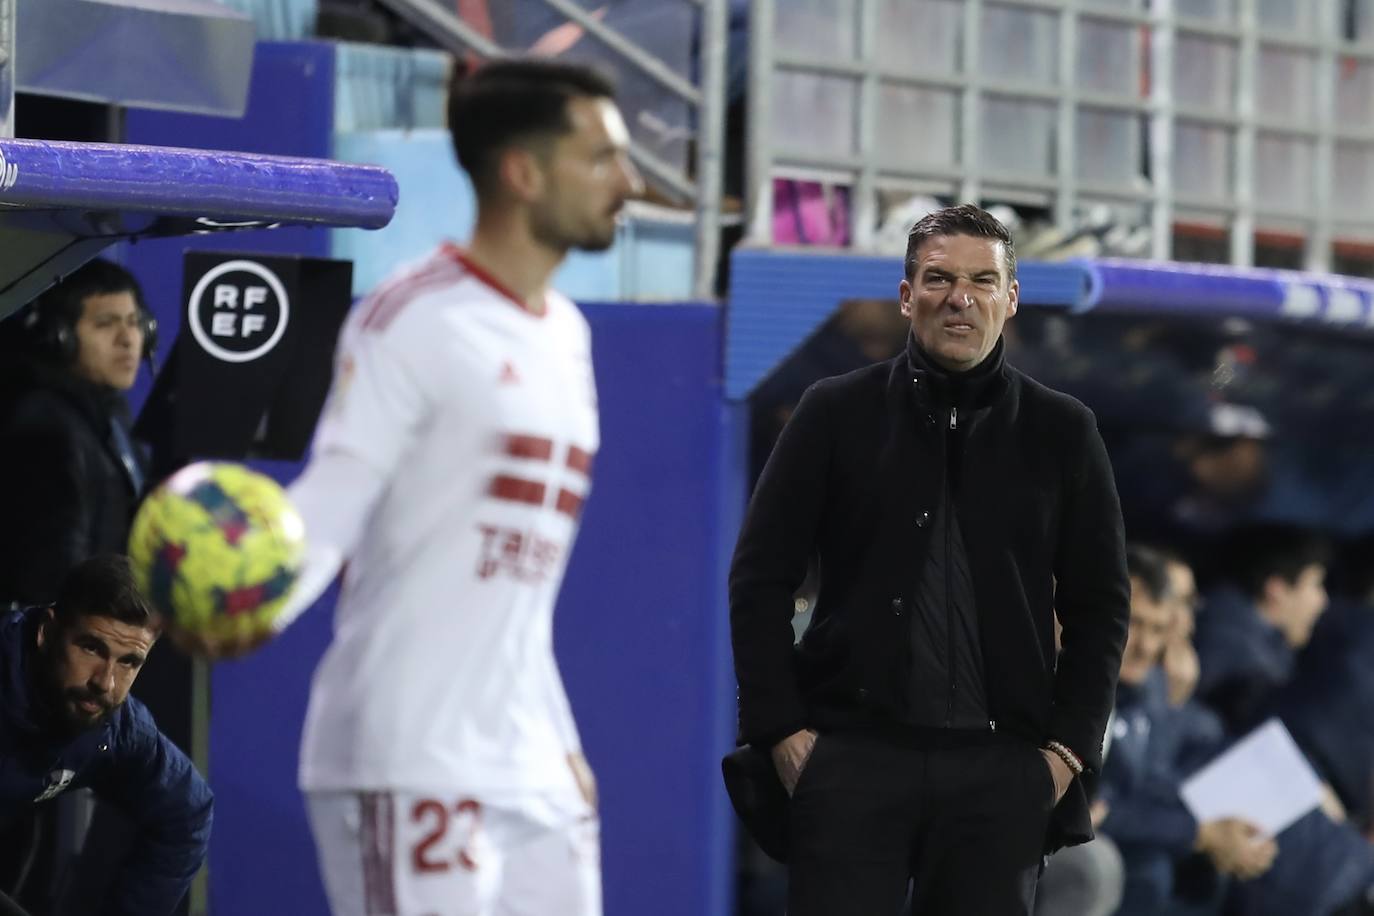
[295,244,599,806]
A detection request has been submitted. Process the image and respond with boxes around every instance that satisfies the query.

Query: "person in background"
[0,259,154,607]
[0,556,211,916]
[0,260,194,915]
[1099,545,1273,916]
[1195,530,1374,916]
[1194,524,1329,737]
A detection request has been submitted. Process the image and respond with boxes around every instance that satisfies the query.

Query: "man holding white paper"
[1179,719,1325,838]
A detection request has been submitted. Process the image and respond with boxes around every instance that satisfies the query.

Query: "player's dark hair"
[51,554,157,632]
[1221,524,1331,602]
[447,57,617,198]
[904,203,1017,281]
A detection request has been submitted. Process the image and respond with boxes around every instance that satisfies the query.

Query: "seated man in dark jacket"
[0,555,212,916]
[1101,546,1273,916]
[1274,536,1374,827]
[1194,523,1329,737]
[1193,526,1374,916]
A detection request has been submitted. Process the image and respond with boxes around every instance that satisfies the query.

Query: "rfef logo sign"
[187,260,290,363]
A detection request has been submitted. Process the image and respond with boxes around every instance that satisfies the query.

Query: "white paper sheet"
[1179,718,1324,837]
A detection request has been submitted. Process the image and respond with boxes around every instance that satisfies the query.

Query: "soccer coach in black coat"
[728,204,1130,915]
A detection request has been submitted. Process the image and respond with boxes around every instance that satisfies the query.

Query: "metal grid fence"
[747,0,1374,270]
[375,0,728,299]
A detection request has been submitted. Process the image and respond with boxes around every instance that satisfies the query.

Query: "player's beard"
[36,641,117,738]
[531,196,621,253]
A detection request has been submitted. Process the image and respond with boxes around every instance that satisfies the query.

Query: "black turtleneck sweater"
[904,333,1002,729]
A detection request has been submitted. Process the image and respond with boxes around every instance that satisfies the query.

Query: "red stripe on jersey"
[360,792,398,914]
[566,446,594,476]
[377,794,397,912]
[489,475,546,506]
[442,243,546,318]
[360,255,453,322]
[503,435,554,461]
[555,489,584,518]
[359,257,463,332]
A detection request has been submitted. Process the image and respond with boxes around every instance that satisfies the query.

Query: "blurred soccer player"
[184,59,640,915]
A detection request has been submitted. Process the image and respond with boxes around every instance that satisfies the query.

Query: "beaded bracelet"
[1045,739,1084,777]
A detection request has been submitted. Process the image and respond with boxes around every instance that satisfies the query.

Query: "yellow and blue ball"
[128,461,306,641]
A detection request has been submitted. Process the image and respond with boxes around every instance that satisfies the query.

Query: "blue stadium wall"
[122,42,739,916]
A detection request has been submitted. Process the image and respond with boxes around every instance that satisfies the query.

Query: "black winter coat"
[0,356,145,605]
[729,336,1130,850]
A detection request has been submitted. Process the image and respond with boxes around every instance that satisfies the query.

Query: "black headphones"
[22,282,159,371]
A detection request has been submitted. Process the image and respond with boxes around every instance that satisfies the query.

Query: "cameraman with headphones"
[0,258,156,606]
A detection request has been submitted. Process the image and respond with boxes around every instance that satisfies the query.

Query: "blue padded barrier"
[725,247,1093,400]
[0,138,397,229]
[726,248,1374,401]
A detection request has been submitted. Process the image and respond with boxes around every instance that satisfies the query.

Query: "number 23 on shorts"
[410,798,484,873]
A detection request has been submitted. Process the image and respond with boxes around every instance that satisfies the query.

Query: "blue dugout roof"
[725,247,1374,401]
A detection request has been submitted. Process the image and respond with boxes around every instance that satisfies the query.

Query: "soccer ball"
[128,461,306,641]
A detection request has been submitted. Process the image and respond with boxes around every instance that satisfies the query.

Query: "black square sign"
[136,252,353,471]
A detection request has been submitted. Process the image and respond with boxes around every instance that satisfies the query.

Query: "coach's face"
[532,96,643,253]
[36,610,153,735]
[899,234,1018,372]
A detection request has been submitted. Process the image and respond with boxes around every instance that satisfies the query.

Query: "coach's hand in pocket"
[772,729,819,796]
[1039,748,1073,804]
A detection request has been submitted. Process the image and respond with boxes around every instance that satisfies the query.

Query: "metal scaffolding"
[375,0,728,299]
[747,0,1374,271]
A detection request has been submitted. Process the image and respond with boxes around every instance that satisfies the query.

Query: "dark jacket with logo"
[0,609,212,916]
[0,355,146,606]
[729,335,1130,850]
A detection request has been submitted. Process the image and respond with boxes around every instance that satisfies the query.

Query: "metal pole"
[851,0,879,250]
[1055,1,1079,233]
[1307,0,1338,273]
[692,0,728,299]
[1150,0,1175,261]
[745,0,775,243]
[374,0,504,58]
[1231,0,1257,266]
[536,0,703,104]
[0,0,14,139]
[375,0,696,202]
[959,0,984,204]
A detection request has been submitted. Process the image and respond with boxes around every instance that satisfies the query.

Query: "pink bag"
[773,179,851,246]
